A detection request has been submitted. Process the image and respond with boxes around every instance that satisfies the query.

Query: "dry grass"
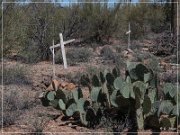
[2,64,31,85]
[1,90,34,127]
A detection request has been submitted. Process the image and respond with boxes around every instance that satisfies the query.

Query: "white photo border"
[1,0,179,134]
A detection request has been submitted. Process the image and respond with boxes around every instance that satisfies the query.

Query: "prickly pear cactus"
[40,63,165,130]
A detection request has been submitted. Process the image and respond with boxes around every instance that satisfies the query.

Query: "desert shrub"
[31,117,48,135]
[20,42,40,63]
[3,2,172,61]
[2,110,21,127]
[55,48,92,66]
[2,64,31,85]
[130,44,142,51]
[54,50,63,64]
[115,45,127,53]
[105,114,135,133]
[65,71,84,85]
[169,55,179,64]
[100,46,115,60]
[1,90,34,127]
[67,48,92,65]
[100,46,125,68]
[115,46,122,53]
[160,72,178,84]
[147,6,166,33]
[85,65,106,77]
[153,31,177,56]
[113,53,126,69]
[135,51,152,62]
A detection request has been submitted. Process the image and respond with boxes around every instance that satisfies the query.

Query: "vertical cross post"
[126,22,131,50]
[128,22,131,49]
[60,33,68,69]
[52,40,55,78]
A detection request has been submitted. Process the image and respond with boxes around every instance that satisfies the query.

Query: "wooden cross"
[126,22,131,49]
[52,40,55,77]
[50,33,75,75]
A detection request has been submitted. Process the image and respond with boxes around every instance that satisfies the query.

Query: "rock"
[39,83,47,89]
[52,79,60,91]
[42,75,52,87]
[46,83,54,91]
[142,47,149,52]
[66,83,76,91]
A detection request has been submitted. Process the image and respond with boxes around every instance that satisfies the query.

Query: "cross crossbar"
[50,43,60,50]
[64,39,75,45]
[49,39,75,50]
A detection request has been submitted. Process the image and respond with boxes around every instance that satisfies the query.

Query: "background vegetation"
[0,0,178,63]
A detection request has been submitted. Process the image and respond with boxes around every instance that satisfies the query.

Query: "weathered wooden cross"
[50,33,75,76]
[126,22,131,49]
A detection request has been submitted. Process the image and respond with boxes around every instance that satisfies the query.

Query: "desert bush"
[2,64,31,85]
[115,46,123,53]
[115,45,127,53]
[20,42,41,63]
[113,53,126,69]
[65,71,84,85]
[153,31,177,56]
[54,50,63,64]
[100,46,115,60]
[160,72,178,84]
[1,90,34,127]
[3,2,172,61]
[31,116,48,135]
[135,51,153,62]
[67,48,92,65]
[55,48,92,66]
[100,46,125,68]
[85,65,106,77]
[147,5,166,33]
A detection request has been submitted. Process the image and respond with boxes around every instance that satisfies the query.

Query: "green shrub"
[20,43,40,64]
[3,2,171,61]
[148,8,166,33]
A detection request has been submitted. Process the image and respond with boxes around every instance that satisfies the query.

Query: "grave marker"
[50,33,75,76]
[126,22,131,49]
[52,40,55,77]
